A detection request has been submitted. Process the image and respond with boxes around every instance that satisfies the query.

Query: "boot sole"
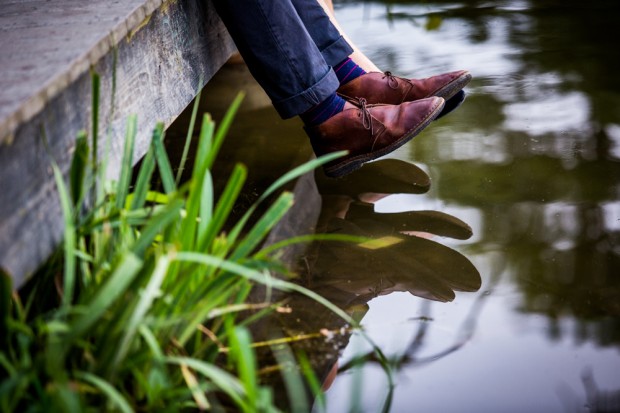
[431,71,472,101]
[436,89,466,120]
[324,98,446,178]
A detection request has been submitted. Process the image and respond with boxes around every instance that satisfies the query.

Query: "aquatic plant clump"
[0,90,350,412]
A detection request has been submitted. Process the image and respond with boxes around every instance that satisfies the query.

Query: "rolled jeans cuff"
[320,35,354,67]
[272,68,341,119]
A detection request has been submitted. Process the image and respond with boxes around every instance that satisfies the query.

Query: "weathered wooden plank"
[0,0,237,288]
[0,0,155,139]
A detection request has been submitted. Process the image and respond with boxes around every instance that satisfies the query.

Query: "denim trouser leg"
[290,0,352,67]
[213,0,353,118]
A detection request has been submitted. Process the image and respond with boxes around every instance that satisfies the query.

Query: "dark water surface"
[171,1,620,411]
[320,1,620,412]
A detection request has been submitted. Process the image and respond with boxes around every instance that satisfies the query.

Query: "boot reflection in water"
[213,0,470,177]
[310,159,480,393]
[247,159,481,406]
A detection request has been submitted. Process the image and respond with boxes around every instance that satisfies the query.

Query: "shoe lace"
[356,98,374,135]
[382,71,400,89]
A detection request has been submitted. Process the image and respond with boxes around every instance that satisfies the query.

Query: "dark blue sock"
[300,93,346,126]
[334,57,366,85]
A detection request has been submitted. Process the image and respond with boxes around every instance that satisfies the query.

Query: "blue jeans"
[213,0,354,118]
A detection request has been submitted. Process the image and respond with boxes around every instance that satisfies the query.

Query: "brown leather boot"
[305,97,445,178]
[337,70,471,105]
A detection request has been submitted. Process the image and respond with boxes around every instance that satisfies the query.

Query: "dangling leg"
[290,0,368,86]
[296,0,471,115]
[213,0,348,119]
[212,0,446,177]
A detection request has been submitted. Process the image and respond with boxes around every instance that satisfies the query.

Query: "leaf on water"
[425,15,443,31]
[358,236,403,250]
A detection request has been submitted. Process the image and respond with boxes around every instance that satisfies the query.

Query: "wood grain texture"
[0,0,237,288]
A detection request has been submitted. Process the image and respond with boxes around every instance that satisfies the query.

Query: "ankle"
[300,93,346,126]
[334,57,366,85]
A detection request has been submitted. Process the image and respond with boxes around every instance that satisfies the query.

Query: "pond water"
[319,1,620,412]
[171,1,620,411]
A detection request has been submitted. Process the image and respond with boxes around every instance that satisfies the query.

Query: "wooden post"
[0,0,236,288]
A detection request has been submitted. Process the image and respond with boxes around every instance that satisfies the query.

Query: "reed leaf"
[257,151,346,204]
[91,71,100,169]
[116,115,137,210]
[226,151,347,248]
[51,160,76,313]
[70,131,89,208]
[203,92,244,170]
[180,363,210,410]
[228,325,258,409]
[271,343,308,413]
[151,122,176,194]
[198,170,214,244]
[192,114,214,180]
[298,351,325,413]
[166,356,247,409]
[75,371,133,413]
[52,383,82,413]
[176,276,242,346]
[130,144,156,210]
[174,252,355,326]
[138,325,164,360]
[179,112,215,252]
[113,252,171,370]
[230,192,294,261]
[198,164,247,252]
[176,88,202,185]
[131,199,183,257]
[255,233,368,259]
[69,252,142,341]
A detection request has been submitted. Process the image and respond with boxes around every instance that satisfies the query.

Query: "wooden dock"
[0,0,236,288]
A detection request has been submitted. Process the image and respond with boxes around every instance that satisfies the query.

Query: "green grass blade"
[151,122,176,194]
[0,272,11,350]
[179,179,203,252]
[69,131,89,208]
[113,253,171,370]
[203,92,244,170]
[198,164,247,251]
[69,252,142,340]
[198,170,214,243]
[192,114,214,179]
[255,233,367,259]
[91,70,100,167]
[75,371,133,413]
[298,351,325,413]
[229,326,258,408]
[230,192,293,261]
[177,116,215,251]
[132,199,183,256]
[180,362,211,410]
[116,115,138,210]
[166,356,248,409]
[226,152,347,247]
[138,325,164,360]
[176,277,241,345]
[174,252,354,325]
[51,161,76,312]
[257,152,346,204]
[176,88,202,185]
[271,344,308,413]
[52,383,82,412]
[130,145,156,210]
